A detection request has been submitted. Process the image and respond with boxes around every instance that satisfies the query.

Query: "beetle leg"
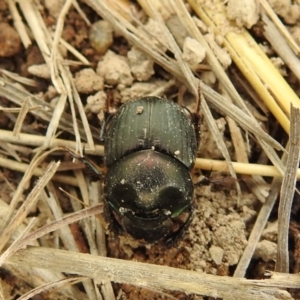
[99,112,115,142]
[194,176,211,187]
[196,83,201,113]
[166,205,195,247]
[192,111,201,146]
[195,174,236,187]
[103,201,124,236]
[192,83,202,146]
[182,106,201,147]
[64,147,103,181]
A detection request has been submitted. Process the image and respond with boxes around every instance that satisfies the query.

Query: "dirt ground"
[0,0,299,299]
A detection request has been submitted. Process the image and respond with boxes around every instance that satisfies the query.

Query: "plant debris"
[0,0,299,299]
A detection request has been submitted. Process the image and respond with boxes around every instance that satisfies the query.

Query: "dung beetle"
[68,96,200,243]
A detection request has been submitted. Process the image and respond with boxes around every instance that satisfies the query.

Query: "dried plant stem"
[1,204,102,260]
[196,158,298,179]
[234,177,282,277]
[0,76,100,141]
[6,0,31,48]
[188,0,300,133]
[55,35,90,65]
[12,97,29,136]
[0,161,60,254]
[0,156,78,186]
[259,0,300,55]
[263,14,300,82]
[17,277,87,300]
[0,129,104,155]
[276,106,300,272]
[7,246,299,299]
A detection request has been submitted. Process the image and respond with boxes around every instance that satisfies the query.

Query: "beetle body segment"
[104,150,194,242]
[104,96,198,242]
[105,96,197,169]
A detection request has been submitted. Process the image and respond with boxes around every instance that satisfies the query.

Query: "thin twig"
[6,0,31,48]
[17,277,88,300]
[7,246,299,299]
[12,97,29,136]
[234,177,282,277]
[0,161,60,254]
[276,105,300,272]
[259,0,300,55]
[1,204,102,258]
[262,14,300,82]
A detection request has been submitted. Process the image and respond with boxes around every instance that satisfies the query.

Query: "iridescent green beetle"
[67,96,200,243]
[103,96,199,243]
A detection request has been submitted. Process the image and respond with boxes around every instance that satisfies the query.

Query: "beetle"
[68,96,200,243]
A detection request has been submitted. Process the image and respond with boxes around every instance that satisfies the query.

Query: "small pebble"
[44,0,64,18]
[254,240,277,262]
[182,37,206,68]
[127,47,154,81]
[120,80,165,103]
[86,90,107,114]
[96,50,133,87]
[89,20,113,55]
[0,23,21,57]
[227,0,259,28]
[209,245,224,265]
[74,68,104,93]
[28,64,51,79]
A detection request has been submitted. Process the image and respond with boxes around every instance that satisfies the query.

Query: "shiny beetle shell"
[104,96,198,169]
[104,96,198,243]
[104,150,194,242]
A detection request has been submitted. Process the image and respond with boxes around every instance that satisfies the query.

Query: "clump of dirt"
[0,23,21,57]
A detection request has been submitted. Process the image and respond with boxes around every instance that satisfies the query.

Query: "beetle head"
[104,150,194,243]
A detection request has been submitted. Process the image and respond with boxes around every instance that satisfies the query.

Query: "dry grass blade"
[0,141,22,162]
[0,105,42,113]
[0,77,100,141]
[54,36,90,65]
[44,181,102,300]
[7,246,300,299]
[0,156,78,185]
[15,0,94,150]
[199,83,284,152]
[0,149,57,232]
[234,177,282,277]
[6,0,31,48]
[276,105,300,273]
[17,277,88,300]
[188,0,300,133]
[0,129,104,154]
[262,14,300,82]
[1,204,102,262]
[169,0,249,112]
[259,0,300,55]
[12,96,29,136]
[0,69,38,87]
[0,218,37,267]
[50,0,72,94]
[0,161,60,254]
[196,158,287,178]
